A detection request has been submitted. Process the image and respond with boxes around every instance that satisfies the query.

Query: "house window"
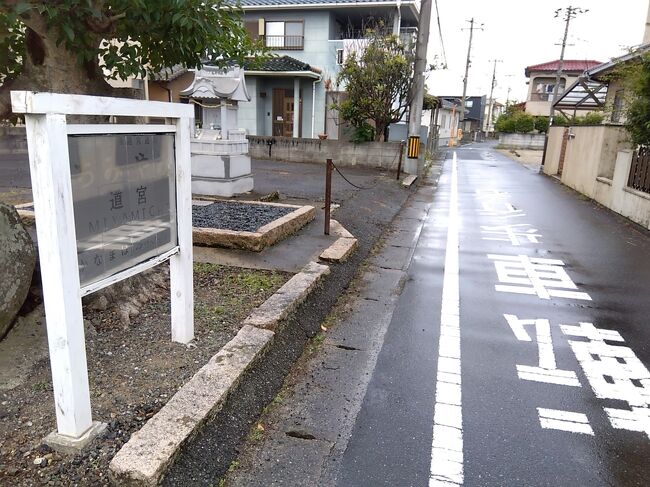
[265,21,304,50]
[336,48,344,65]
[465,100,473,108]
[612,89,624,123]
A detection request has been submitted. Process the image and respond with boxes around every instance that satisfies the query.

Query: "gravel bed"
[192,202,294,233]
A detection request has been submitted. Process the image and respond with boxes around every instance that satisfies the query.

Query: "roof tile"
[525,59,602,77]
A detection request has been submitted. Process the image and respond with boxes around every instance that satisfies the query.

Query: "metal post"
[324,159,333,235]
[396,140,405,180]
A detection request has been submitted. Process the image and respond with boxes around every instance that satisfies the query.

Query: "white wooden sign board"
[11,91,195,445]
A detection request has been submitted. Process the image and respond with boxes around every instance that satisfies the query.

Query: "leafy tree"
[423,93,437,111]
[0,1,261,120]
[334,33,414,141]
[620,53,650,146]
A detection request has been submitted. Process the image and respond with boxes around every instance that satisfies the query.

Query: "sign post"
[11,91,195,451]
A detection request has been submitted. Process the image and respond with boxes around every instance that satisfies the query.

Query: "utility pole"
[405,0,433,175]
[459,18,483,132]
[484,59,501,138]
[548,6,588,124]
[542,5,588,169]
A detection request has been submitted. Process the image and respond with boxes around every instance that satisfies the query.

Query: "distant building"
[483,100,505,135]
[524,60,602,116]
[440,95,486,141]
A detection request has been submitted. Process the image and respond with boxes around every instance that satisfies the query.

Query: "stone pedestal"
[190,131,253,197]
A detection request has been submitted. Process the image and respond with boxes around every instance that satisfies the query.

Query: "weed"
[227,460,240,473]
[193,262,221,275]
[32,381,49,392]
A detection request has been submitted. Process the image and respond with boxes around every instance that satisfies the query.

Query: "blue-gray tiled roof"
[245,55,313,72]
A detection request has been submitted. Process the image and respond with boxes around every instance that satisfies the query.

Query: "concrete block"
[44,421,107,455]
[109,325,274,486]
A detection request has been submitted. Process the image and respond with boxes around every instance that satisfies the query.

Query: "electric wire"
[434,0,448,68]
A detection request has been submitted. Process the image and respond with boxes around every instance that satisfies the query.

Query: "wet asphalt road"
[337,143,650,486]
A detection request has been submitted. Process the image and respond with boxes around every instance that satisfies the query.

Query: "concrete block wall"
[0,126,27,154]
[247,136,404,169]
[498,133,546,150]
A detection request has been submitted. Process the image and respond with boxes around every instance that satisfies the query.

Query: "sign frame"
[11,91,195,445]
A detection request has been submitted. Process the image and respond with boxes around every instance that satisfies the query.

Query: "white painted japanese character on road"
[489,254,591,300]
[481,224,542,246]
[561,322,650,439]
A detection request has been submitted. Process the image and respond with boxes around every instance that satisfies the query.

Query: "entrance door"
[272,88,302,137]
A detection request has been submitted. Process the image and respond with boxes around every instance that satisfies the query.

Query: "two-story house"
[524,59,602,116]
[238,0,420,139]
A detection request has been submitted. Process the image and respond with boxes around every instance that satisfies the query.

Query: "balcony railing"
[263,35,304,50]
[529,92,552,102]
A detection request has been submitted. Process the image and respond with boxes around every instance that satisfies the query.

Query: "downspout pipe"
[312,73,323,138]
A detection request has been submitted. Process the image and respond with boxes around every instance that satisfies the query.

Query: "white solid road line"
[430,152,464,487]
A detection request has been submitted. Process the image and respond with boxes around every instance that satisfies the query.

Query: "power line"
[433,0,447,68]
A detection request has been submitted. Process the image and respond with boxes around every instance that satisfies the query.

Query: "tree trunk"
[0,17,132,120]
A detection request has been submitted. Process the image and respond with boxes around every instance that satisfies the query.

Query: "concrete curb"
[319,219,358,263]
[243,261,330,330]
[108,325,274,486]
[109,260,330,485]
[192,203,315,252]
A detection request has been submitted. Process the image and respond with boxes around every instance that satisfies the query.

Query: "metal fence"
[263,35,304,50]
[628,146,650,194]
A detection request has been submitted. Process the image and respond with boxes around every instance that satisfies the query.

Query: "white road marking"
[429,151,463,487]
[504,315,581,387]
[561,322,650,438]
[481,223,542,246]
[489,254,592,301]
[537,408,594,435]
[516,365,581,387]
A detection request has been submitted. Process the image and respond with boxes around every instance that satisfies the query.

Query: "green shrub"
[534,116,549,133]
[350,122,375,143]
[496,111,534,133]
[495,113,516,133]
[514,113,535,133]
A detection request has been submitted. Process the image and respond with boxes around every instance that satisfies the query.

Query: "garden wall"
[497,133,546,150]
[0,126,27,154]
[247,136,406,169]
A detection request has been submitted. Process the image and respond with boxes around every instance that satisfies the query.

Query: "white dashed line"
[429,152,463,487]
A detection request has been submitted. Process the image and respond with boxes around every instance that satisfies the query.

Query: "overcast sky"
[425,0,649,103]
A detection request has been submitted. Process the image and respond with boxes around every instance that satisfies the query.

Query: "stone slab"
[319,237,358,263]
[329,219,354,239]
[108,325,274,486]
[401,174,418,187]
[243,261,330,331]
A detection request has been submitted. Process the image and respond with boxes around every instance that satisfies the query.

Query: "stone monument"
[180,66,253,197]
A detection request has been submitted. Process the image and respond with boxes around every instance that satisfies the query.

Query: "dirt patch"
[496,148,543,171]
[0,263,290,486]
